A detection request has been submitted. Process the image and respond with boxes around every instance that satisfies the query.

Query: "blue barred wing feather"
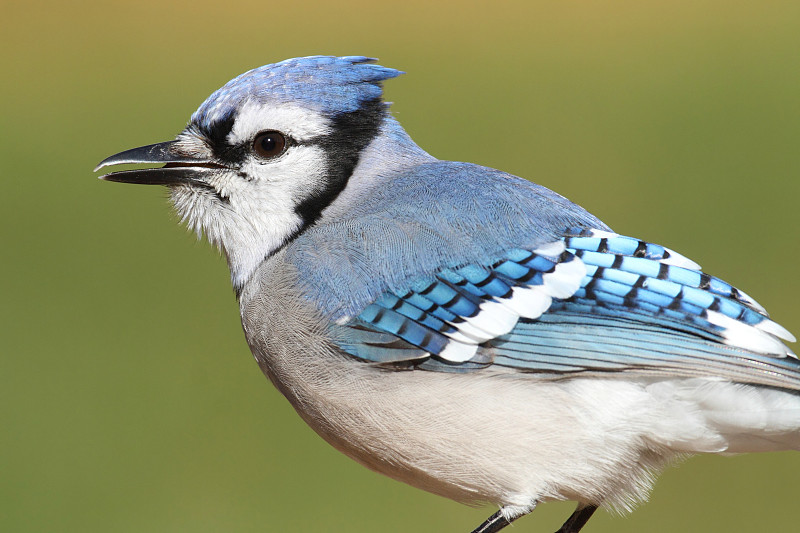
[332,228,799,390]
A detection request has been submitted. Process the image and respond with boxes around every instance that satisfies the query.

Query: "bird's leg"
[554,504,598,533]
[470,504,535,533]
[469,510,514,533]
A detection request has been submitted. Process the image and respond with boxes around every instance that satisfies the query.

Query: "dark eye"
[252,131,287,159]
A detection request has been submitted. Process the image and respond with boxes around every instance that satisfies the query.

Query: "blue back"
[286,161,608,321]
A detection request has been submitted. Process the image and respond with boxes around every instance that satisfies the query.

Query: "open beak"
[95,141,223,186]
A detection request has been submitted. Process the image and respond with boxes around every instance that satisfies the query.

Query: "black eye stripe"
[293,97,386,226]
[206,133,300,166]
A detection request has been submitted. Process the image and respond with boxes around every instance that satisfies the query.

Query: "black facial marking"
[294,97,387,225]
[201,114,235,154]
[194,97,387,260]
[196,113,252,165]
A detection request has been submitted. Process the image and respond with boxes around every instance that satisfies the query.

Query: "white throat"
[170,181,306,290]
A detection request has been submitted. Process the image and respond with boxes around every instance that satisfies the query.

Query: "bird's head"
[97,56,406,288]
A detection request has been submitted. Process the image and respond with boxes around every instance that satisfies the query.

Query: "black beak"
[95,141,223,186]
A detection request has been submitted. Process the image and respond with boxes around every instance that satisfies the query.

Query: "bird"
[96,56,800,533]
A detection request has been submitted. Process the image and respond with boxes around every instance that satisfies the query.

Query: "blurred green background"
[3,1,799,531]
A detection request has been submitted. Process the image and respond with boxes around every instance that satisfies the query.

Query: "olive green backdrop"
[3,1,799,531]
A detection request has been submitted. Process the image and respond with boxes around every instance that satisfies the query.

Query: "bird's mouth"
[95,140,226,186]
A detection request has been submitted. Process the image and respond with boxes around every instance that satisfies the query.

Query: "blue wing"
[331,228,800,391]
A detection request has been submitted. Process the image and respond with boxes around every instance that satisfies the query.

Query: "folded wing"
[332,228,799,390]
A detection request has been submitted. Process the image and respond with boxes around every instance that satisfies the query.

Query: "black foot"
[554,504,598,533]
[470,509,521,533]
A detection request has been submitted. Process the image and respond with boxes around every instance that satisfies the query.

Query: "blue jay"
[96,56,800,533]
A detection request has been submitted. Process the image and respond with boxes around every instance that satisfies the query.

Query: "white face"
[169,99,334,289]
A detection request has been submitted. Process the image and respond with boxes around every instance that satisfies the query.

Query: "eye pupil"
[253,131,287,159]
[261,134,280,152]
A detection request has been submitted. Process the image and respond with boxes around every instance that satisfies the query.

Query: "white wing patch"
[501,286,553,319]
[541,255,587,299]
[706,311,796,358]
[438,340,479,362]
[435,245,587,363]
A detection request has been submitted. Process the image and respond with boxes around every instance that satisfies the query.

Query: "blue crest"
[191,56,403,131]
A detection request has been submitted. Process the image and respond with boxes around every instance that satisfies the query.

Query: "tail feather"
[646,379,800,453]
